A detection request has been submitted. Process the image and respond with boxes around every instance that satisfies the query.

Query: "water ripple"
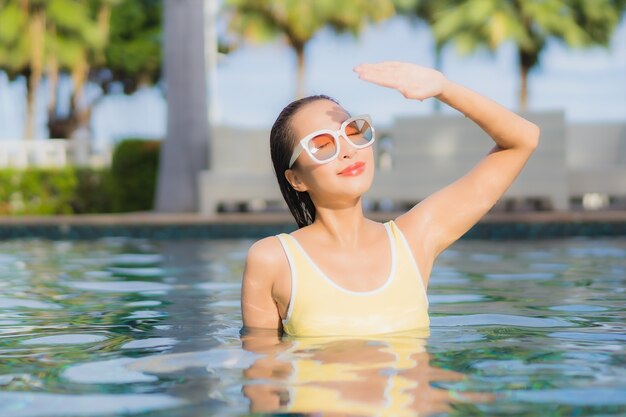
[107,267,165,278]
[64,281,172,293]
[62,358,157,384]
[432,314,572,328]
[0,392,183,417]
[429,294,485,304]
[547,332,626,342]
[21,334,108,346]
[485,272,556,281]
[0,298,61,310]
[109,254,164,266]
[549,304,608,312]
[511,388,626,405]
[121,338,178,350]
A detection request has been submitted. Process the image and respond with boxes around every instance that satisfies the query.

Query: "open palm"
[354,61,447,101]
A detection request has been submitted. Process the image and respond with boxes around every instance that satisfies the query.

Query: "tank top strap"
[275,233,300,326]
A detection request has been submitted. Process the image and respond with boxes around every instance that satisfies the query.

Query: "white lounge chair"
[567,122,626,198]
[367,112,569,211]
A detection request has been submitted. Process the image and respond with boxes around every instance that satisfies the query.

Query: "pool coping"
[1,211,625,239]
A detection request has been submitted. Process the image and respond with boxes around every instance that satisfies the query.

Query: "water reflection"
[1,237,625,416]
[241,329,493,416]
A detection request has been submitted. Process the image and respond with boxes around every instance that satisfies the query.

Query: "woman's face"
[286,99,375,205]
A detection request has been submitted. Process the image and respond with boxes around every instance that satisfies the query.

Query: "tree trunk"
[155,0,210,212]
[46,25,59,126]
[295,45,305,99]
[433,44,443,113]
[71,55,90,128]
[519,64,529,111]
[46,53,59,137]
[47,55,90,139]
[97,3,112,39]
[25,9,44,140]
[518,48,536,111]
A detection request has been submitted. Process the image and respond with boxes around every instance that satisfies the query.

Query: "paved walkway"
[1,210,625,225]
[1,211,625,239]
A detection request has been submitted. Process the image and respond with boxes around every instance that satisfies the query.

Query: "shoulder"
[393,209,431,242]
[246,235,287,267]
[244,235,289,284]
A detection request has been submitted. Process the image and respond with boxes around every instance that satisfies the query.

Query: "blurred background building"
[0,0,624,214]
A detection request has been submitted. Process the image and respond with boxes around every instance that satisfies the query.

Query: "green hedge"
[109,139,160,212]
[0,139,161,215]
[0,168,78,215]
[71,168,115,214]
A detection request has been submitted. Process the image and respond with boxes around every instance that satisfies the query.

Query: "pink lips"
[338,161,365,176]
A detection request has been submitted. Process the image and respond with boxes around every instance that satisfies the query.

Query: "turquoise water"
[0,236,625,416]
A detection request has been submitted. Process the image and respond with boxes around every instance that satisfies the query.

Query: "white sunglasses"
[288,115,375,168]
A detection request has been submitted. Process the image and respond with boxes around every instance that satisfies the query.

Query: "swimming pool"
[0,236,625,416]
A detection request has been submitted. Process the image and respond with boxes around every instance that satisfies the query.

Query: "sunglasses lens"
[345,118,374,146]
[308,133,338,162]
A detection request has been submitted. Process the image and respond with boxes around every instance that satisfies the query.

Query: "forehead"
[291,99,350,138]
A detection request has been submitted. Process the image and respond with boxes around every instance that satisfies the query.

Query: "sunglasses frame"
[288,114,375,168]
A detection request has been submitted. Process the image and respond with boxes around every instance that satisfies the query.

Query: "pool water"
[0,236,625,416]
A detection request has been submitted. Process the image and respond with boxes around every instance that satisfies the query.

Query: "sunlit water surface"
[0,237,625,417]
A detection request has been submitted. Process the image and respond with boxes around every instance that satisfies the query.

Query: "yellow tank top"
[276,220,429,337]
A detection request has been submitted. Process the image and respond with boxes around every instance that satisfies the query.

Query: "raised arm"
[355,62,539,280]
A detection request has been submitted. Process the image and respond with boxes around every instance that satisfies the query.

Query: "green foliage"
[0,168,77,214]
[432,0,624,62]
[225,0,396,96]
[226,0,396,48]
[71,167,114,213]
[109,139,160,212]
[0,2,29,76]
[0,0,163,138]
[104,0,162,93]
[0,0,104,75]
[418,0,626,108]
[0,138,162,215]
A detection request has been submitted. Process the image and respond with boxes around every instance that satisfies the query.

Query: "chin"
[335,169,375,198]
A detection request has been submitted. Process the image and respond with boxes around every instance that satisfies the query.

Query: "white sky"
[0,15,625,149]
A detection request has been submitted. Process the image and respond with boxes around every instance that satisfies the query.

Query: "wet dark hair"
[270,94,339,228]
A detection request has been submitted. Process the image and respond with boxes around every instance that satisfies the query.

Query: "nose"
[338,134,357,160]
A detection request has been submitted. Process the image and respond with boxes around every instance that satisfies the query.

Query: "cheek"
[360,147,376,170]
[296,163,326,188]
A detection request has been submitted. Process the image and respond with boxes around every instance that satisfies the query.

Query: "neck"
[309,197,369,248]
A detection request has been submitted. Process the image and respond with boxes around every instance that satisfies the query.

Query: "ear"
[285,169,308,192]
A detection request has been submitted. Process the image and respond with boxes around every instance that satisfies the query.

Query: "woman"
[241,61,539,337]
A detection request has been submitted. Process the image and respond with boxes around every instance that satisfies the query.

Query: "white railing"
[0,139,111,169]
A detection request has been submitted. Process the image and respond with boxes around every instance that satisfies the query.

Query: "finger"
[356,61,403,69]
[356,63,407,84]
[357,71,400,90]
[354,64,397,79]
[354,64,389,77]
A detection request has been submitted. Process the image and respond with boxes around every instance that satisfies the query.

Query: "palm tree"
[0,0,104,139]
[46,0,108,139]
[1,0,162,140]
[431,0,626,110]
[225,0,396,98]
[0,0,47,139]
